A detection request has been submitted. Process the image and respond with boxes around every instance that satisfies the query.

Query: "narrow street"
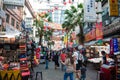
[31,60,97,80]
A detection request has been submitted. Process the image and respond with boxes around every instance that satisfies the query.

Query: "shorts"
[76,64,81,70]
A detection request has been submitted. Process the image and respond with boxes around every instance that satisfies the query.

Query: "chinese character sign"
[113,38,119,55]
[95,22,103,40]
[84,0,96,22]
[108,0,119,16]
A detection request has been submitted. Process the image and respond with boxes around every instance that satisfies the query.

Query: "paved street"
[30,60,98,80]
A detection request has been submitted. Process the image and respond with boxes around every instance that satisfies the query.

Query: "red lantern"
[63,2,66,5]
[54,7,58,10]
[69,0,72,3]
[44,26,47,31]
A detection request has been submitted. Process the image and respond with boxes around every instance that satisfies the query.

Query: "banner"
[108,0,119,16]
[96,22,103,40]
[85,28,95,42]
[64,35,68,44]
[113,38,119,55]
[84,0,96,22]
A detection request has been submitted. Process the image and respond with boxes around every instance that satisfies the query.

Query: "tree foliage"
[62,3,84,44]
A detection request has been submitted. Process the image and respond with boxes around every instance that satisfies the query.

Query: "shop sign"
[113,38,119,55]
[108,0,119,16]
[96,22,103,40]
[84,0,97,22]
[3,0,25,6]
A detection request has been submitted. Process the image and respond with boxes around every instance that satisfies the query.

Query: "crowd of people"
[42,47,87,80]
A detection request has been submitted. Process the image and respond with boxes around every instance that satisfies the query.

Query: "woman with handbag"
[61,52,76,80]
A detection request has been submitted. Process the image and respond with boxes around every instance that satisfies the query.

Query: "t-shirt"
[81,67,86,75]
[65,58,74,73]
[60,53,66,62]
[72,51,84,64]
[72,51,79,64]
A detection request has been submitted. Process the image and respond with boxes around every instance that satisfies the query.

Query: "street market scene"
[0,0,120,80]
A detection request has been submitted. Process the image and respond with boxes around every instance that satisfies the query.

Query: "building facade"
[84,0,120,45]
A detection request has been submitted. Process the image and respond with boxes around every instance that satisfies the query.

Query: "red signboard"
[96,22,103,40]
[85,28,96,42]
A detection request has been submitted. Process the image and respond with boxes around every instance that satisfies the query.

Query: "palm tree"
[34,13,52,45]
[62,3,84,45]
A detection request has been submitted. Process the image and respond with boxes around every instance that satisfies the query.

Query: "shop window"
[16,22,19,29]
[11,18,15,26]
[6,14,9,23]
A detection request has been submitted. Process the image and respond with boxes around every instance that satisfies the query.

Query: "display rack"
[18,39,30,77]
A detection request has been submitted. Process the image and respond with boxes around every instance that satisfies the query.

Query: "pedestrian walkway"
[31,61,97,80]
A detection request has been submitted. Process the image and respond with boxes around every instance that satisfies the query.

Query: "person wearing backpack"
[61,52,76,80]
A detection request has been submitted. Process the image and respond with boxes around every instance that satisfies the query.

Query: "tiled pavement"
[30,60,98,80]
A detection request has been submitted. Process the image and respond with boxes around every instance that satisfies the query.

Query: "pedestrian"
[101,51,107,64]
[72,47,84,80]
[45,50,51,69]
[61,52,76,80]
[53,51,59,69]
[80,63,87,80]
[60,50,66,71]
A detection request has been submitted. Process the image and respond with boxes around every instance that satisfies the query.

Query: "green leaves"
[62,3,85,44]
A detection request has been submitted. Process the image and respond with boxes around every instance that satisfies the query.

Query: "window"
[11,18,15,26]
[16,22,19,29]
[6,14,10,23]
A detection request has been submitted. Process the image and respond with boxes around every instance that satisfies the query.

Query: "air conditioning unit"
[105,20,110,25]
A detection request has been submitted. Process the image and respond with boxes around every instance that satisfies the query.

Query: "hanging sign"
[113,38,120,55]
[96,22,103,40]
[108,0,119,16]
[84,0,97,22]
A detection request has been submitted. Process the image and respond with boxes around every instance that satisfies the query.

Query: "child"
[80,63,87,80]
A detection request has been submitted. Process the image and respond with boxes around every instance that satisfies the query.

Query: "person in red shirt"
[60,50,66,71]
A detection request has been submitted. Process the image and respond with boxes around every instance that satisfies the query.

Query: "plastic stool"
[35,71,43,80]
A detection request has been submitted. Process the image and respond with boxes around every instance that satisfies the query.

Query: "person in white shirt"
[72,48,84,80]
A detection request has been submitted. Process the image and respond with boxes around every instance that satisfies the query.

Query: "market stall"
[0,35,30,80]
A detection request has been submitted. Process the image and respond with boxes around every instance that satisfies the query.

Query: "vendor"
[101,51,107,64]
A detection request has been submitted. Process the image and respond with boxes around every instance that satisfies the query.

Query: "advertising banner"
[85,28,96,42]
[108,0,119,16]
[96,22,103,40]
[84,0,96,22]
[113,38,119,55]
[3,0,25,6]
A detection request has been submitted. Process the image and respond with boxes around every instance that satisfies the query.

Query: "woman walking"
[61,52,76,80]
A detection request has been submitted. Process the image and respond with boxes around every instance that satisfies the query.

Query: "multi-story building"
[0,0,6,32]
[84,0,120,45]
[2,0,35,37]
[102,0,120,38]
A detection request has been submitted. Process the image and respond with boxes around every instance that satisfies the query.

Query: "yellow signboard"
[109,0,119,16]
